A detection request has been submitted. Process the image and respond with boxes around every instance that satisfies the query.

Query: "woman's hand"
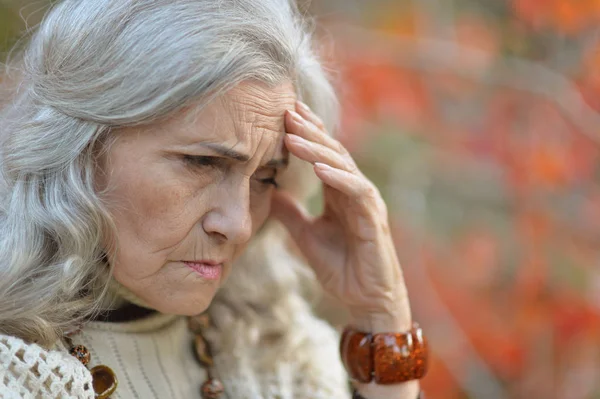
[270,101,412,334]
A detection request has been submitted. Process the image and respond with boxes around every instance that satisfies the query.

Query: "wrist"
[353,380,421,399]
[349,312,412,334]
[348,291,412,334]
[349,305,412,334]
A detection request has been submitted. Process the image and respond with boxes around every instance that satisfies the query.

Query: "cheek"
[104,160,212,268]
[112,173,196,236]
[250,190,273,234]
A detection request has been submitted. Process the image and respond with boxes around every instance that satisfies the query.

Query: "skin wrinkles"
[96,81,296,315]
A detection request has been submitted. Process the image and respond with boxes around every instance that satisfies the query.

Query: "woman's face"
[96,81,295,314]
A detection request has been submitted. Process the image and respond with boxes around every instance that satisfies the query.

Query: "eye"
[183,155,223,168]
[254,168,279,189]
[258,177,279,189]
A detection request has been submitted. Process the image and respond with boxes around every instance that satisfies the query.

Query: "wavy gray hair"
[0,0,338,348]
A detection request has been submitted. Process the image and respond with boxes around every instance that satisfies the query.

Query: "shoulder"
[207,293,351,398]
[289,310,351,398]
[0,333,95,398]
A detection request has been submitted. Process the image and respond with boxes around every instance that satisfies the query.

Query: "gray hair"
[0,0,338,347]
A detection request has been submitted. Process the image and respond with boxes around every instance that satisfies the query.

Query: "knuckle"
[367,185,387,208]
[335,140,347,155]
[376,198,389,219]
[362,183,379,199]
[341,157,355,172]
[346,158,359,173]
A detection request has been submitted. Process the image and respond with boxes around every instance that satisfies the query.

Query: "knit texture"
[0,311,350,398]
[0,334,94,398]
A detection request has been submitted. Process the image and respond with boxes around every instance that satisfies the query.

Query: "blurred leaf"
[0,3,20,57]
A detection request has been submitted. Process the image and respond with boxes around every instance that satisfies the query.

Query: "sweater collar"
[92,301,158,322]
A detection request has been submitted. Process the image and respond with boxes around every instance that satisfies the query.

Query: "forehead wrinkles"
[228,83,295,133]
[224,83,295,166]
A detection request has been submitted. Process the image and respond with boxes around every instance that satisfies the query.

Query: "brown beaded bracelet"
[340,323,429,384]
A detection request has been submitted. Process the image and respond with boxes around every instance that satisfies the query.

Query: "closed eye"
[256,175,279,189]
[183,154,280,189]
[183,155,224,168]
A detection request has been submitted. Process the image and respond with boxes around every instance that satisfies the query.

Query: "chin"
[148,296,214,316]
[113,266,224,315]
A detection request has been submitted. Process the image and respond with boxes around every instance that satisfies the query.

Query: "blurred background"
[2,1,600,398]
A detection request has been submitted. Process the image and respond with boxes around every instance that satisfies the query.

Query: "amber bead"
[194,334,214,367]
[373,325,429,384]
[411,327,429,379]
[340,328,373,383]
[340,323,429,385]
[200,378,224,399]
[90,365,118,399]
[69,345,91,366]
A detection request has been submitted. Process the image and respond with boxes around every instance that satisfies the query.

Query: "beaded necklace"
[64,312,223,399]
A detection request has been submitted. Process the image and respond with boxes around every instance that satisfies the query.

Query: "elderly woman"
[0,0,427,398]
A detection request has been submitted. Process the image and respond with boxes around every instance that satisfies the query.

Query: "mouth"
[182,261,223,280]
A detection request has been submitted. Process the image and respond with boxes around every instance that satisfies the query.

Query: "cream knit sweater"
[0,309,350,398]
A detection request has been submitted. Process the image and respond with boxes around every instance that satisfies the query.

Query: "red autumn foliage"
[320,1,600,397]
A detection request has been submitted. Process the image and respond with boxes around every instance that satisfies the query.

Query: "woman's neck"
[97,277,158,322]
[92,301,158,322]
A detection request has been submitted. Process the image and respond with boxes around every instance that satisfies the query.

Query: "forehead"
[225,81,297,125]
[176,81,297,150]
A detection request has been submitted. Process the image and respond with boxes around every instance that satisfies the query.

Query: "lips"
[183,261,223,280]
[182,259,224,265]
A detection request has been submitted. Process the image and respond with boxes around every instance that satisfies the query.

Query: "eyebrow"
[200,143,289,168]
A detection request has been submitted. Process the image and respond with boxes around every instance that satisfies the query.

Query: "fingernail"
[315,162,330,170]
[297,101,311,112]
[289,110,304,125]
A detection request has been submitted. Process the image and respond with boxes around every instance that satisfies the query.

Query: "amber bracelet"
[340,323,429,384]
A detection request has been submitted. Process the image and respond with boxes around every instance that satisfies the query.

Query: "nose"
[201,177,253,244]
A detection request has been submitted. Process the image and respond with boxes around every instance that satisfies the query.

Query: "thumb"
[270,190,312,245]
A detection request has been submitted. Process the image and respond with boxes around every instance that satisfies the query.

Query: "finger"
[285,109,345,154]
[295,101,326,130]
[315,164,389,240]
[285,133,355,172]
[269,190,312,245]
[314,162,383,213]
